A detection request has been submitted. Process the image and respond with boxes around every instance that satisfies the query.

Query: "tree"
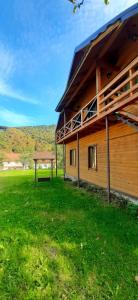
[0,152,5,167]
[20,152,33,169]
[69,0,109,13]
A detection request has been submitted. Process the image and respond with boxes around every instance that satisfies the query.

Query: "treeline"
[0,125,63,167]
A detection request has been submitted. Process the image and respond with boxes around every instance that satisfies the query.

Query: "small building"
[33,151,56,169]
[1,153,24,170]
[55,4,138,200]
[33,151,56,182]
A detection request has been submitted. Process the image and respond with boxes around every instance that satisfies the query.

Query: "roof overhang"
[55,3,138,113]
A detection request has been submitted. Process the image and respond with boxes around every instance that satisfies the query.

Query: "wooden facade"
[55,4,138,200]
[65,123,138,198]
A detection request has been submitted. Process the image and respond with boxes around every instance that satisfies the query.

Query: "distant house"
[1,153,24,170]
[55,4,138,200]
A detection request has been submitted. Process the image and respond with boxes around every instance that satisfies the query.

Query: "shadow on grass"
[0,174,138,299]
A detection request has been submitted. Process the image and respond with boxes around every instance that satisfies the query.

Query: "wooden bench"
[37,177,51,182]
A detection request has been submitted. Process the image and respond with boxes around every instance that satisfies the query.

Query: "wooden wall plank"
[65,122,138,198]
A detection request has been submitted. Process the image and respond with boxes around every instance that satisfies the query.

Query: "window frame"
[88,144,97,171]
[70,149,76,167]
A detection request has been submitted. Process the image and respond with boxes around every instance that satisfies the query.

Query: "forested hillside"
[0,125,56,153]
[0,125,63,167]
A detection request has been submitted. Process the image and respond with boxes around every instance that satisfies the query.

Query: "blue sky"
[0,0,137,127]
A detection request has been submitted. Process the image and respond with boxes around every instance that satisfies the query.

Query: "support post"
[51,160,53,179]
[34,160,37,183]
[105,116,110,203]
[77,132,80,187]
[64,143,66,178]
[55,143,58,177]
[63,142,65,180]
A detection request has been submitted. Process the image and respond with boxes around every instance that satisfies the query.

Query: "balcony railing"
[56,97,97,142]
[56,56,138,143]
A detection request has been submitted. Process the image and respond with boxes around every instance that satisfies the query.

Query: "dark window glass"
[70,149,76,166]
[88,145,97,169]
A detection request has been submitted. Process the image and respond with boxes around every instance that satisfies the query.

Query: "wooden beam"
[65,63,96,109]
[98,22,124,59]
[77,132,80,187]
[100,91,138,117]
[105,116,110,203]
[63,110,66,125]
[118,110,138,122]
[98,58,120,72]
[96,66,102,93]
[56,21,121,112]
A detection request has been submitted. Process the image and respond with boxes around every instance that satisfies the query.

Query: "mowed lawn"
[0,170,138,300]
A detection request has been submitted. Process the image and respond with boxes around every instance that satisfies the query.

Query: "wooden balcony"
[56,56,138,143]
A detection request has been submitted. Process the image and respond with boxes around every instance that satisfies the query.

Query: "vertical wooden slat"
[105,116,110,203]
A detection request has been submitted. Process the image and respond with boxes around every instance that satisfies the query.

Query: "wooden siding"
[65,122,138,198]
[66,140,78,178]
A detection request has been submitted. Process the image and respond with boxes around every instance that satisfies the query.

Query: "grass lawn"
[0,170,138,300]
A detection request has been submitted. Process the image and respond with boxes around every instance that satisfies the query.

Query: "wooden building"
[55,4,138,200]
[1,153,24,170]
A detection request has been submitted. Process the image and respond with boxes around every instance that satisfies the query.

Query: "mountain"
[0,125,56,153]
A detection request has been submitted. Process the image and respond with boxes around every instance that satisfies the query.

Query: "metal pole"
[105,116,110,203]
[77,132,80,187]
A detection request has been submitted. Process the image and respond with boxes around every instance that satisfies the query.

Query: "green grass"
[0,170,138,300]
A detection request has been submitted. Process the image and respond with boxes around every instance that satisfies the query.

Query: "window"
[70,149,76,166]
[88,145,97,170]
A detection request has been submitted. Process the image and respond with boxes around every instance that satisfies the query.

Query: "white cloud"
[0,79,39,105]
[0,107,33,126]
[0,42,15,80]
[0,42,40,105]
